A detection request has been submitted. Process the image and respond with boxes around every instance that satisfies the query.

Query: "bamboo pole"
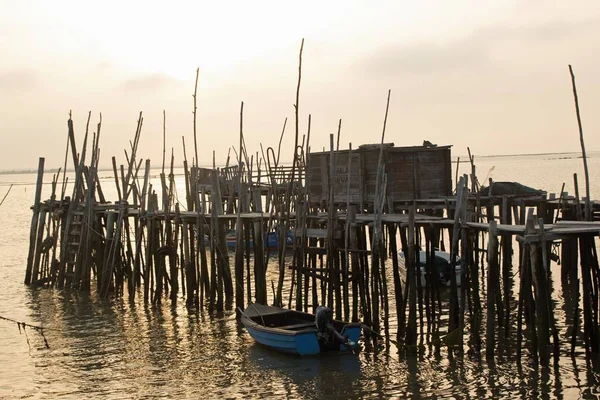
[539,219,561,358]
[327,134,338,314]
[529,218,550,363]
[343,143,353,321]
[458,218,468,353]
[275,38,304,307]
[25,157,45,284]
[486,220,499,360]
[298,114,312,312]
[578,234,599,354]
[501,195,512,338]
[522,209,539,366]
[568,65,592,221]
[144,195,154,303]
[573,173,583,221]
[30,207,47,284]
[253,219,267,304]
[193,68,199,167]
[406,206,417,348]
[389,222,403,338]
[348,206,359,322]
[399,225,409,340]
[448,176,466,334]
[197,184,209,305]
[244,219,252,306]
[379,175,390,337]
[235,102,245,314]
[370,89,392,336]
[59,112,72,201]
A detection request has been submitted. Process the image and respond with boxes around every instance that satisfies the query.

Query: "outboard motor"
[315,306,355,349]
[315,306,333,332]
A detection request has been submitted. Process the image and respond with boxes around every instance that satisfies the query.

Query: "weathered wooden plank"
[290,228,328,238]
[307,145,452,205]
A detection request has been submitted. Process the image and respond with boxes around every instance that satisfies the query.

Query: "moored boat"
[240,303,361,356]
[398,250,462,287]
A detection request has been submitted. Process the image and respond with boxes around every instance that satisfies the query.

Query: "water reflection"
[5,163,600,398]
[13,279,595,399]
[245,345,362,399]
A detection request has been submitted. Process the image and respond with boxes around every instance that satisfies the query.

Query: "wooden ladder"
[64,211,84,281]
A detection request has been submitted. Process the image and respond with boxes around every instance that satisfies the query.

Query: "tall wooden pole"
[25,157,45,284]
[235,101,245,313]
[193,68,200,167]
[568,65,591,221]
[371,89,391,334]
[276,38,304,306]
[162,110,166,174]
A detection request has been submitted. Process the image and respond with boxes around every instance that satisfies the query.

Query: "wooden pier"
[23,111,600,367]
[22,51,600,366]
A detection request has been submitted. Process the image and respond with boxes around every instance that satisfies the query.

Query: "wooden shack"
[306,143,452,209]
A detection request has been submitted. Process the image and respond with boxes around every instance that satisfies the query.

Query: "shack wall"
[307,145,452,208]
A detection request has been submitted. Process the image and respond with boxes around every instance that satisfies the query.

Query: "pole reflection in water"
[1,250,596,399]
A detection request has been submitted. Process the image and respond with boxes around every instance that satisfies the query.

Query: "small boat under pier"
[240,303,361,356]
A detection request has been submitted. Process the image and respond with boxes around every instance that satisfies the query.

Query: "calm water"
[1,152,600,399]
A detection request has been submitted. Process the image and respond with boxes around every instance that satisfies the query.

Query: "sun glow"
[9,0,498,82]
[24,1,349,81]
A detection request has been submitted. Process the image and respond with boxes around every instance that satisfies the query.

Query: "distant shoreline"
[452,150,593,162]
[463,151,588,159]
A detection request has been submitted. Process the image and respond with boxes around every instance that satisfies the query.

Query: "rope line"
[0,315,51,349]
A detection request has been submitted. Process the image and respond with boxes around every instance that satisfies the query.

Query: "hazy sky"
[0,1,598,170]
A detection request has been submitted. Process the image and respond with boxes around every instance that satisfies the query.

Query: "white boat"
[398,250,462,287]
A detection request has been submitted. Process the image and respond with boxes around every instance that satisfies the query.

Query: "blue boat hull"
[244,325,322,355]
[241,304,361,356]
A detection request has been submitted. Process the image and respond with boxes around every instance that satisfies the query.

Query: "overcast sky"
[0,1,598,170]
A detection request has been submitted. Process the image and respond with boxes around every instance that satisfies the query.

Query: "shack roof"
[309,144,452,155]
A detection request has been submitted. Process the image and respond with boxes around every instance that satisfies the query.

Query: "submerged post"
[25,157,45,285]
